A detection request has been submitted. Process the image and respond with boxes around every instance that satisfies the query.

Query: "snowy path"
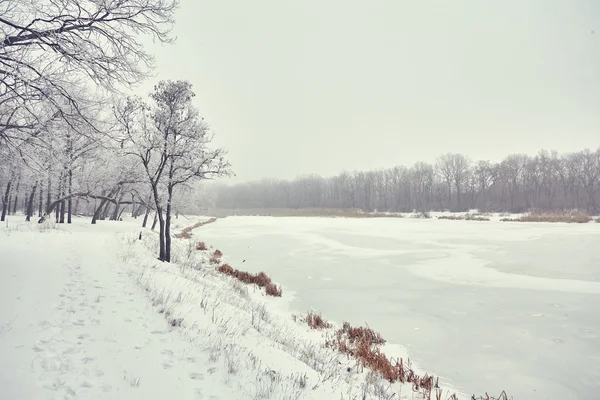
[1,227,227,400]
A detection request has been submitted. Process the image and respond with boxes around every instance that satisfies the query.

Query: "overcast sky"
[140,0,600,183]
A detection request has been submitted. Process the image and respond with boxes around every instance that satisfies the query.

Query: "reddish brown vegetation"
[306,312,332,329]
[294,317,507,400]
[217,263,282,297]
[174,217,219,239]
[209,249,223,265]
[265,282,282,297]
[294,312,332,329]
[325,321,440,395]
[196,241,208,251]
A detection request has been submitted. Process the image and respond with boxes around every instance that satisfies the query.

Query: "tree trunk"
[38,184,43,217]
[100,196,114,220]
[91,200,108,224]
[74,197,80,216]
[1,180,11,221]
[151,212,158,230]
[156,208,166,261]
[165,187,173,262]
[68,168,73,223]
[141,195,152,227]
[59,199,66,223]
[117,206,127,221]
[25,182,38,222]
[142,207,150,227]
[12,177,20,214]
[110,192,125,220]
[46,173,52,214]
[7,193,12,217]
[55,175,62,223]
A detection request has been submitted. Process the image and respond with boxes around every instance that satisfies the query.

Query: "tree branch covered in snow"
[0,0,178,144]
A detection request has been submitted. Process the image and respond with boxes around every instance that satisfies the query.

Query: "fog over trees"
[213,148,600,214]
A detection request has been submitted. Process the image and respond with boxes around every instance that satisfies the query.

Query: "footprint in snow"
[32,344,45,352]
[189,372,204,380]
[161,349,174,356]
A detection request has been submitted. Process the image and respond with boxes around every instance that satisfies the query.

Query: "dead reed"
[217,263,282,297]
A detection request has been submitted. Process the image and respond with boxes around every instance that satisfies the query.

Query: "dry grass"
[217,263,282,297]
[471,391,510,400]
[174,217,219,239]
[437,214,490,222]
[206,208,403,219]
[501,210,592,223]
[325,321,440,395]
[294,314,507,400]
[209,249,223,265]
[265,282,282,297]
[293,312,332,330]
[306,312,331,329]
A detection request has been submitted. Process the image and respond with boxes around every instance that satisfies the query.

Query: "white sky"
[139,0,600,182]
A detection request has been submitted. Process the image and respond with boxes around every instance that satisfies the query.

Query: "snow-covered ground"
[198,216,600,400]
[0,216,458,400]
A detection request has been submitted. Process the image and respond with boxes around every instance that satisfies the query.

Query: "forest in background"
[213,148,600,213]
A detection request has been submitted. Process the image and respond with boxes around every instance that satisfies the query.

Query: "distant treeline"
[213,148,600,213]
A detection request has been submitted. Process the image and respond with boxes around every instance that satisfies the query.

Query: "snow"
[1,216,450,400]
[197,216,600,400]
[3,215,598,400]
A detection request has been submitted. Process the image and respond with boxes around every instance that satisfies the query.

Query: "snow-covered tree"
[115,80,231,262]
[0,0,178,145]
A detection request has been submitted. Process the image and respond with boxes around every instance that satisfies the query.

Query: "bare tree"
[116,81,231,262]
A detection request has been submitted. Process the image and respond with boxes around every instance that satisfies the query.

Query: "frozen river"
[199,216,600,399]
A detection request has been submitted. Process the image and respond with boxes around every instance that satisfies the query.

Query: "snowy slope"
[197,215,600,400]
[0,217,454,400]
